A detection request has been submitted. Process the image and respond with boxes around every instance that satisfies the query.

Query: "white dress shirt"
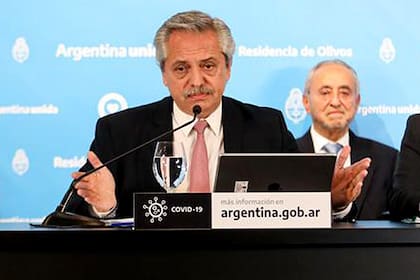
[309,126,352,219]
[172,102,224,192]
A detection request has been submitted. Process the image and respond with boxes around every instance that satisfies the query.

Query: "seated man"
[390,114,420,220]
[59,11,370,219]
[297,59,398,220]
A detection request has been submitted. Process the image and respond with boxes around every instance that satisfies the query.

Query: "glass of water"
[152,141,187,192]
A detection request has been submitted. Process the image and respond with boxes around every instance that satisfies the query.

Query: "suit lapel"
[150,97,173,141]
[297,131,315,153]
[222,97,244,153]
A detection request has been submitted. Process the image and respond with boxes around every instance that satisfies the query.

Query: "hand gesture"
[71,151,117,212]
[331,146,371,210]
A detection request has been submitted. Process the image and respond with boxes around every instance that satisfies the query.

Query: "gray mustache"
[184,86,214,97]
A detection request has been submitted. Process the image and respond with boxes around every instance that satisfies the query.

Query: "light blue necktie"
[322,142,343,154]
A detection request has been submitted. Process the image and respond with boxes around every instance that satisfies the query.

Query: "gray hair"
[153,10,235,71]
[303,59,360,95]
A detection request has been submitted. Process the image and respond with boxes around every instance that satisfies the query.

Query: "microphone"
[39,105,202,227]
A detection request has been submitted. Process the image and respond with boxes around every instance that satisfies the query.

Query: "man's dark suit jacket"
[389,114,420,219]
[66,96,298,217]
[297,130,398,220]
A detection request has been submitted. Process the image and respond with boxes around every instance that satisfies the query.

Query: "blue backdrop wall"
[1,0,419,220]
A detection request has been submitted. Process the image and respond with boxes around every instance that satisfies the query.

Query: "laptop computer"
[214,153,336,192]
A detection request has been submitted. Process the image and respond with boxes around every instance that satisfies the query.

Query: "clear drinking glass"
[152,141,187,192]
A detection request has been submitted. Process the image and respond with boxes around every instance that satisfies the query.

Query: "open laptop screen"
[214,153,336,192]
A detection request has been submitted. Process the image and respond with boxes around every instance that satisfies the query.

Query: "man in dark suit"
[68,95,299,217]
[297,59,397,220]
[65,11,370,218]
[389,114,420,220]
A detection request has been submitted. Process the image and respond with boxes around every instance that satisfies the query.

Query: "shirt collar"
[310,125,349,153]
[173,102,222,136]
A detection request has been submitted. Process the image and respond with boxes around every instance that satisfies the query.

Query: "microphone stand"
[39,105,201,228]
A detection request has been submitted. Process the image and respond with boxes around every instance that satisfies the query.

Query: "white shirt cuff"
[332,202,352,220]
[89,204,117,218]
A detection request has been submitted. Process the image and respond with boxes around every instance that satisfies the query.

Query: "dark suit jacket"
[297,130,398,220]
[66,96,298,217]
[389,114,420,219]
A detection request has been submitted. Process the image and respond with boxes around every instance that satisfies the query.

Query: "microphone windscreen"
[193,105,202,115]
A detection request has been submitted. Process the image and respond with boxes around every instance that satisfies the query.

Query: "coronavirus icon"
[143,196,168,223]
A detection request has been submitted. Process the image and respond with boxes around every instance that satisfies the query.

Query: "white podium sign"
[211,192,331,229]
